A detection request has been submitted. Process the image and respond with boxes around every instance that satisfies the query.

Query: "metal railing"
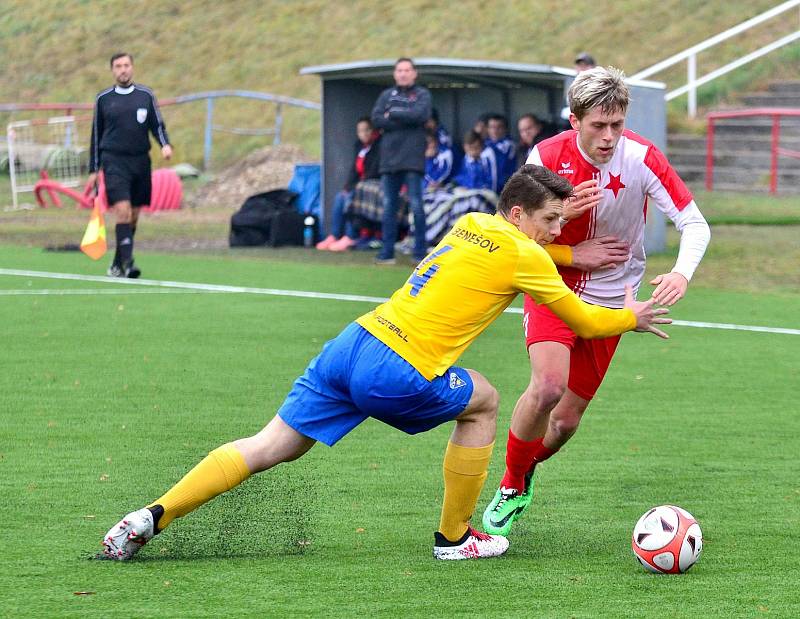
[705,108,800,193]
[629,0,800,118]
[1,90,320,170]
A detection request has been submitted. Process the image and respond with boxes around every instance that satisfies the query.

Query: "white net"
[6,115,90,210]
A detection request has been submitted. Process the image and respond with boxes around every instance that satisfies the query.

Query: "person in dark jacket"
[317,117,380,251]
[371,57,432,263]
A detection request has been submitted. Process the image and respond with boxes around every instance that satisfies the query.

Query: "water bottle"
[303,215,315,248]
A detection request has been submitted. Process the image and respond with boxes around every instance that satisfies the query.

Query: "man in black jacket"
[371,58,432,264]
[88,52,172,278]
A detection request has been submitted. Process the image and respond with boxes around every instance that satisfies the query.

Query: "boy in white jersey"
[483,66,711,535]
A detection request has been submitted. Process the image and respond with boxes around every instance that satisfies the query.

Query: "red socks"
[500,430,558,492]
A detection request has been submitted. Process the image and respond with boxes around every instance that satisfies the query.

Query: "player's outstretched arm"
[624,284,671,338]
[649,272,688,307]
[544,284,671,340]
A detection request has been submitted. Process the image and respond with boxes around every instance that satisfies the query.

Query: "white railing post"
[629,0,800,117]
[687,53,697,118]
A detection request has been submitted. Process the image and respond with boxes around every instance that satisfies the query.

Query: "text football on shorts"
[631,505,703,573]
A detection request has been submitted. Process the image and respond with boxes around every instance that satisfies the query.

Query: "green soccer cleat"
[482,486,529,536]
[518,470,535,517]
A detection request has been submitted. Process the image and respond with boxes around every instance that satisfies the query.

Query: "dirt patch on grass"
[184,144,312,210]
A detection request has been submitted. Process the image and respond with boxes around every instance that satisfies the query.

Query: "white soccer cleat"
[102,507,155,560]
[433,527,509,560]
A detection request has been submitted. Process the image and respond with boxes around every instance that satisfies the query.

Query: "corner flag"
[80,197,107,260]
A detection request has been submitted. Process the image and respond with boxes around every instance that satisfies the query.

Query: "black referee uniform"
[89,83,170,275]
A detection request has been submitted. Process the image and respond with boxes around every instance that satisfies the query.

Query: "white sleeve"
[640,147,710,282]
[525,145,543,166]
[667,200,711,282]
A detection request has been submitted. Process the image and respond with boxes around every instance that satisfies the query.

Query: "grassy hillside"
[1,0,796,165]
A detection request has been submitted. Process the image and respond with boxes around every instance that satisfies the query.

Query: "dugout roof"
[301,58,667,250]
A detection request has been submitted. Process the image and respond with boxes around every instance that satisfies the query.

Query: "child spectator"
[485,114,516,192]
[317,117,380,251]
[409,130,496,248]
[425,108,453,150]
[424,130,453,191]
[454,130,493,190]
[472,113,490,141]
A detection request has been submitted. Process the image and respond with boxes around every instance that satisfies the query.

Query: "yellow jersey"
[357,212,634,380]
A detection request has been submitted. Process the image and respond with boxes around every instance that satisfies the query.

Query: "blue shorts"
[278,323,474,446]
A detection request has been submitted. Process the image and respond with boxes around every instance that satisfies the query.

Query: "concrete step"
[669,149,800,167]
[768,81,800,96]
[739,93,800,108]
[676,163,800,184]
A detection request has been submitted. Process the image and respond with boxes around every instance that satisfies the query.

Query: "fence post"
[204,97,214,171]
[705,116,715,191]
[687,54,697,118]
[274,102,283,145]
[770,114,780,194]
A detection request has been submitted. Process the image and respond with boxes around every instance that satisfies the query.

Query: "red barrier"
[33,169,181,211]
[706,108,800,194]
[142,168,182,211]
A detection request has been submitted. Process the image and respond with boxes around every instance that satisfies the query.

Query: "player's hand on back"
[649,272,688,306]
[570,235,630,271]
[563,179,601,220]
[624,284,671,339]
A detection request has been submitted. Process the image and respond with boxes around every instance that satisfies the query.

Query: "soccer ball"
[631,505,703,574]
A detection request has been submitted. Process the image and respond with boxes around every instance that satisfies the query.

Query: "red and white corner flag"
[80,197,107,260]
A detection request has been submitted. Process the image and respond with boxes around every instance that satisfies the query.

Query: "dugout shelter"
[300,58,668,252]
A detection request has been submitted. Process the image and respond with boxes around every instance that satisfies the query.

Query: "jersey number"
[407,245,452,297]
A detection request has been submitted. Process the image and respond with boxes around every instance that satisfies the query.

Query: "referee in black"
[88,52,172,278]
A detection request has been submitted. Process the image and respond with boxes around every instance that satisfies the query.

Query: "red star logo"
[604,173,626,198]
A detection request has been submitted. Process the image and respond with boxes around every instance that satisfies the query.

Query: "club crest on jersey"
[449,372,467,389]
[558,161,574,175]
[136,108,148,124]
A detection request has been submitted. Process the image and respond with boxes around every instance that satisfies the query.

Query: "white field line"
[1,268,798,336]
[0,288,216,296]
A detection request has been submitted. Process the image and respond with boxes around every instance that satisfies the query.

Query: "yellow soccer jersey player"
[101,165,669,564]
[357,206,653,380]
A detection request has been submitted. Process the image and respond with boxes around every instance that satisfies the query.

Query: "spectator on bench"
[516,113,555,169]
[317,117,380,251]
[485,114,516,192]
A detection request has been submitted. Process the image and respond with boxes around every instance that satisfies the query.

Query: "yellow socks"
[438,440,494,542]
[148,443,251,530]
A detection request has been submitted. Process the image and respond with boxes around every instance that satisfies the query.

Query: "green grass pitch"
[1,245,798,617]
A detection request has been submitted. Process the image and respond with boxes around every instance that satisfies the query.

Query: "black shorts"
[102,153,152,207]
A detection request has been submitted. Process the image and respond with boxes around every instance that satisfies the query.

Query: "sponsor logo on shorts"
[136,108,148,124]
[449,372,467,389]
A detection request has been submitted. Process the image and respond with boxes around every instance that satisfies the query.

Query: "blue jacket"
[424,147,453,189]
[485,136,516,190]
[453,152,492,190]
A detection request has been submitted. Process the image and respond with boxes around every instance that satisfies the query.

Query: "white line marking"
[0,288,214,296]
[1,268,798,336]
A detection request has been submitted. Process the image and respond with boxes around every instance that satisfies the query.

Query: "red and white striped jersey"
[527,129,706,308]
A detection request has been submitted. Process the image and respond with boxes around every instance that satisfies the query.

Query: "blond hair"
[568,66,630,120]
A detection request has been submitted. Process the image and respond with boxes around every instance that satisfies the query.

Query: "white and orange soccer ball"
[631,505,703,574]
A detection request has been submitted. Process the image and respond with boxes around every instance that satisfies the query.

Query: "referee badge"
[136,108,148,123]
